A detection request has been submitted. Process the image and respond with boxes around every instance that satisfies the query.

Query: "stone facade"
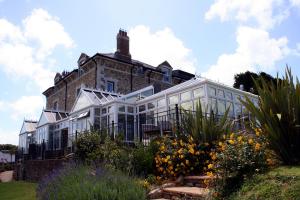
[43,30,194,112]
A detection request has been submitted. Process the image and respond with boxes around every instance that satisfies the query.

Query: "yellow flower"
[166,155,170,160]
[208,164,214,169]
[218,142,223,147]
[159,145,165,151]
[180,139,184,146]
[230,133,235,139]
[228,139,235,145]
[248,138,254,145]
[178,148,183,154]
[211,154,217,160]
[237,136,243,142]
[207,171,214,177]
[189,148,195,155]
[255,128,261,136]
[255,143,261,151]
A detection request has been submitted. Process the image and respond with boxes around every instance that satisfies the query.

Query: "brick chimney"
[115,29,131,60]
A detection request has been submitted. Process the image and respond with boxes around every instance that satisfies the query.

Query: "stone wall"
[14,159,66,182]
[45,55,190,113]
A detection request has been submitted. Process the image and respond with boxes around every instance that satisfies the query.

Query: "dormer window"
[162,68,171,83]
[107,81,115,92]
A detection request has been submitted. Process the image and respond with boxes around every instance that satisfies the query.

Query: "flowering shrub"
[206,130,277,197]
[154,136,212,180]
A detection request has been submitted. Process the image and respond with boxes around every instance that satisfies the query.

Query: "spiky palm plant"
[181,100,232,143]
[241,67,300,165]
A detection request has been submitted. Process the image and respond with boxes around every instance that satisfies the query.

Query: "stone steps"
[149,175,214,200]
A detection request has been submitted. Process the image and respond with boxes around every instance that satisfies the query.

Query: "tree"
[233,71,278,94]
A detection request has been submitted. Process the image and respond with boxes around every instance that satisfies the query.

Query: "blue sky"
[0,0,300,144]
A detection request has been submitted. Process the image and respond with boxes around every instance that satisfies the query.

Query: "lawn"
[229,166,300,200]
[0,181,36,200]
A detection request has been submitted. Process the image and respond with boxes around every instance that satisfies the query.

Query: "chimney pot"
[115,29,131,60]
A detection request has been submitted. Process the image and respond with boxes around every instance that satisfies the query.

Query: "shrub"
[181,100,232,143]
[75,130,103,163]
[241,67,300,165]
[207,131,275,197]
[37,163,146,200]
[154,136,212,180]
[132,141,157,177]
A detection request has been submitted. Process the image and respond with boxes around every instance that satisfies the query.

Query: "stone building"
[43,30,195,113]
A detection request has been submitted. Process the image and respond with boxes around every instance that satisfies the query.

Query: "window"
[139,105,146,112]
[94,108,101,116]
[162,68,171,83]
[208,87,216,96]
[181,101,193,110]
[194,98,206,111]
[217,100,226,115]
[208,98,217,113]
[148,102,155,110]
[107,81,115,92]
[169,95,179,105]
[118,105,125,112]
[157,99,166,107]
[225,92,233,100]
[226,102,234,117]
[127,106,134,113]
[101,108,107,114]
[218,90,225,98]
[193,87,204,98]
[180,91,191,101]
[53,101,58,110]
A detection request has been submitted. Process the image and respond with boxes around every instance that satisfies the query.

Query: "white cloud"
[128,25,196,73]
[203,26,290,85]
[0,8,74,91]
[290,0,300,7]
[0,129,18,145]
[205,0,290,30]
[0,101,4,110]
[9,96,44,120]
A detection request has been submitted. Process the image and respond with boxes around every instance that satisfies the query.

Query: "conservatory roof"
[71,88,123,113]
[20,120,38,134]
[37,110,69,127]
[137,77,258,103]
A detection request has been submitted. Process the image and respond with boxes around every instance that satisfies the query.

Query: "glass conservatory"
[68,78,258,144]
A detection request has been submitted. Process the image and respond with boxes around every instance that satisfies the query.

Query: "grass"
[229,166,300,200]
[0,181,36,200]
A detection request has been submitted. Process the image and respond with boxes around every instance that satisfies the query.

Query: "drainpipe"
[91,58,98,89]
[63,79,68,111]
[148,70,153,84]
[130,66,133,91]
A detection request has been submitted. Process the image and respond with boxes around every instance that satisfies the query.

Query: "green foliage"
[210,132,271,197]
[181,100,232,143]
[0,181,36,200]
[37,164,146,200]
[75,130,103,163]
[228,166,300,200]
[241,67,300,165]
[132,141,157,177]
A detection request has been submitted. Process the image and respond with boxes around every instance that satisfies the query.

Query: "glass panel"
[118,114,126,136]
[148,102,155,110]
[101,108,107,114]
[181,101,193,110]
[217,100,226,115]
[139,105,146,112]
[208,98,217,113]
[146,111,155,124]
[226,102,234,117]
[169,95,179,105]
[94,108,101,116]
[127,106,134,113]
[235,94,241,102]
[193,98,206,111]
[180,91,191,101]
[126,94,139,102]
[141,89,153,98]
[73,93,92,112]
[193,87,204,98]
[226,92,232,100]
[218,90,225,98]
[127,115,134,141]
[235,104,242,117]
[108,106,112,113]
[157,98,166,107]
[101,116,108,128]
[208,87,216,96]
[119,105,125,112]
